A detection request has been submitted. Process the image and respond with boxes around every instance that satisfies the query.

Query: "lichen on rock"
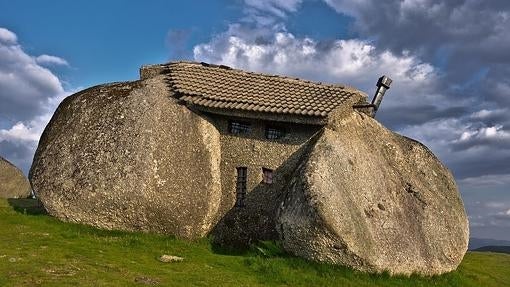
[29,75,222,239]
[277,111,469,275]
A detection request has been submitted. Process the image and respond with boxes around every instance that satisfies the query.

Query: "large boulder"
[277,111,469,275]
[0,156,31,198]
[30,75,222,239]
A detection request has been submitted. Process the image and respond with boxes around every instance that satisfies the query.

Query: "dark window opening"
[229,121,251,135]
[265,126,285,140]
[235,167,248,207]
[262,168,274,184]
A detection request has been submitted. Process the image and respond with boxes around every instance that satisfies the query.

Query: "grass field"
[1,199,509,287]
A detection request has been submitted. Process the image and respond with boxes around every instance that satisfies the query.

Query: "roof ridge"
[163,60,367,119]
[165,61,355,90]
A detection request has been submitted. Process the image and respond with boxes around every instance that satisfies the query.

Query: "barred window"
[262,168,273,184]
[229,121,251,135]
[235,167,248,207]
[265,126,285,140]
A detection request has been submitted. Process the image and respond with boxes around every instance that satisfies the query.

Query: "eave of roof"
[157,61,367,123]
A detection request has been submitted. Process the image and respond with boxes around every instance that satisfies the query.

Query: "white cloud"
[0,122,41,142]
[452,124,510,153]
[459,174,510,189]
[193,24,437,99]
[35,54,69,66]
[193,23,453,142]
[0,27,70,173]
[0,27,17,44]
[0,89,67,143]
[485,202,508,209]
[0,31,66,121]
[458,125,510,142]
[470,109,507,120]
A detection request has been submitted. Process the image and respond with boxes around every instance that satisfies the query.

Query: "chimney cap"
[377,75,392,89]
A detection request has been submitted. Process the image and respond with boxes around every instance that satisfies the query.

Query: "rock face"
[277,111,469,275]
[30,75,222,239]
[0,156,31,198]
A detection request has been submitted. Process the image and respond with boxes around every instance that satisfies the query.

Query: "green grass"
[1,199,509,287]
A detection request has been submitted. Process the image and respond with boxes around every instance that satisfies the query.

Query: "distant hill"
[473,246,510,254]
[469,237,510,250]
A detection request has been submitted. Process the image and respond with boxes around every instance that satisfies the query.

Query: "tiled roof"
[166,61,365,118]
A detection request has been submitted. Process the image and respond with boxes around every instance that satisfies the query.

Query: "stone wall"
[207,114,322,246]
[140,64,168,80]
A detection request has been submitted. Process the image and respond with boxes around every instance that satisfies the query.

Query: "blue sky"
[1,0,509,240]
[0,0,241,87]
[0,0,352,88]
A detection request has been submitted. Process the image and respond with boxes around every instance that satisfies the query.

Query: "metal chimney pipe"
[370,75,392,117]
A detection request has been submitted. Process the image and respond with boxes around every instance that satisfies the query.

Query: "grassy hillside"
[1,199,509,287]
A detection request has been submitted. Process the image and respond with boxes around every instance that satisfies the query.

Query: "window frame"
[229,120,251,135]
[262,167,274,184]
[265,126,285,140]
[235,167,248,207]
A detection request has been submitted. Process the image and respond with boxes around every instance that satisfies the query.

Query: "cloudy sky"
[0,0,509,240]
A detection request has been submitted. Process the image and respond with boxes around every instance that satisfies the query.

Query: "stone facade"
[207,114,321,246]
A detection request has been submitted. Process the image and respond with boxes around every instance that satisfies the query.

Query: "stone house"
[30,61,468,275]
[141,61,380,245]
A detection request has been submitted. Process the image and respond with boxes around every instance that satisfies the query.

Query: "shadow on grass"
[211,239,290,259]
[7,198,47,215]
[210,240,251,256]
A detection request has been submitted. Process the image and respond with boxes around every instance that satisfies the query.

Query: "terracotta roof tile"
[165,61,365,118]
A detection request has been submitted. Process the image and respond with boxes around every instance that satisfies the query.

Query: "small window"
[229,121,251,135]
[265,126,285,140]
[262,168,274,184]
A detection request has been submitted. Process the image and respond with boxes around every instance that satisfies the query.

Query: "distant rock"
[277,111,469,275]
[30,76,222,239]
[0,156,31,199]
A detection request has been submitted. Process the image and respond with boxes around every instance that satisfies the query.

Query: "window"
[235,167,247,207]
[265,126,285,140]
[229,121,251,134]
[262,168,274,184]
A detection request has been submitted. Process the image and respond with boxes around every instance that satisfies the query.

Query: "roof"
[161,61,366,120]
